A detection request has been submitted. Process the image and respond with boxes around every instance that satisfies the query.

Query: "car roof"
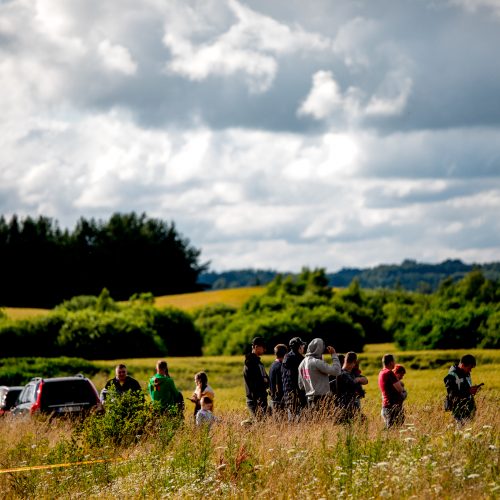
[32,376,91,383]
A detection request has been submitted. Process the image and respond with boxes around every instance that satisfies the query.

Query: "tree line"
[199,259,500,292]
[0,213,207,308]
[194,268,499,355]
[0,268,498,358]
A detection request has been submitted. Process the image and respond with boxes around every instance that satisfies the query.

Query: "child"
[393,364,408,401]
[196,396,217,427]
[188,371,215,422]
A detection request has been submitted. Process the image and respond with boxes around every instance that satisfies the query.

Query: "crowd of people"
[100,339,482,429]
[101,360,217,426]
[244,336,481,427]
[243,336,393,425]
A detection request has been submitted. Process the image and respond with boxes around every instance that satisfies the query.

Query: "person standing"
[188,371,215,423]
[444,354,481,425]
[378,354,405,428]
[243,337,269,419]
[333,352,368,422]
[269,344,288,416]
[101,364,142,402]
[148,360,183,416]
[282,337,308,420]
[298,338,341,412]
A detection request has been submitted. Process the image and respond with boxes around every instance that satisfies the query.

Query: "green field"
[89,347,499,411]
[1,347,498,498]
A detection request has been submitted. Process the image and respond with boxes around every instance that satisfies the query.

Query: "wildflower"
[467,473,480,479]
[482,425,492,430]
[375,461,390,468]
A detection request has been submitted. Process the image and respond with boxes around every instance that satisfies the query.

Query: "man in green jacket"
[148,360,183,416]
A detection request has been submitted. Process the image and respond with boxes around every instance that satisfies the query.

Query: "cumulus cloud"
[163,0,330,92]
[97,39,137,75]
[0,0,499,271]
[298,69,412,123]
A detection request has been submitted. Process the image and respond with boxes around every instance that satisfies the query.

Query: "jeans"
[381,405,404,428]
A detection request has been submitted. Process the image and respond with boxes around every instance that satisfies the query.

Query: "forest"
[0,213,206,308]
[1,268,498,359]
[200,259,500,291]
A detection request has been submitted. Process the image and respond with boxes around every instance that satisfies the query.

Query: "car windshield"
[40,380,96,408]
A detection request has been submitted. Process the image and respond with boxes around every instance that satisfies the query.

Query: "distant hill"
[199,260,500,292]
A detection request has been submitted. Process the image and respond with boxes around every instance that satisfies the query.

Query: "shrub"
[56,309,165,359]
[0,357,101,385]
[81,387,160,447]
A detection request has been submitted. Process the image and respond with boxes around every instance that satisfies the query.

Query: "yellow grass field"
[153,286,264,310]
[3,307,50,320]
[2,286,265,320]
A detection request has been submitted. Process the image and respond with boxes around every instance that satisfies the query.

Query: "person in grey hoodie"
[298,338,341,411]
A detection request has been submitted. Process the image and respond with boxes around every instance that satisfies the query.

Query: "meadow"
[2,286,265,321]
[0,346,498,498]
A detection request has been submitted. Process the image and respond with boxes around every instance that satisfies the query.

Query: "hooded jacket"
[298,338,341,398]
[243,352,269,401]
[282,349,304,396]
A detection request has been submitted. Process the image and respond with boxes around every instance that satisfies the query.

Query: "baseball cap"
[289,337,306,349]
[251,336,266,347]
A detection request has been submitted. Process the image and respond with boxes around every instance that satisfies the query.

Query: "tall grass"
[0,399,498,498]
[1,353,498,498]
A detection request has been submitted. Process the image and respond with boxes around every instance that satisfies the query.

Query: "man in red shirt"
[378,354,405,428]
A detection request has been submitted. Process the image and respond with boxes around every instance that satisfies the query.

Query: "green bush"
[0,295,201,358]
[0,357,101,385]
[81,387,166,448]
[395,306,490,350]
[56,309,165,359]
[0,314,65,357]
[150,306,202,356]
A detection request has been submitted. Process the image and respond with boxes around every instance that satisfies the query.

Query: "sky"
[1,0,500,272]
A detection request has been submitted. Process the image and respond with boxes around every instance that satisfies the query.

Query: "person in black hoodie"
[282,337,307,420]
[243,337,269,419]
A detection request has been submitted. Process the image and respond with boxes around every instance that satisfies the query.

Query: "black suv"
[12,375,101,417]
[0,385,24,415]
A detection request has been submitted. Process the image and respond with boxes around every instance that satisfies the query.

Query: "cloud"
[297,71,347,120]
[298,69,412,123]
[450,0,500,17]
[163,0,330,92]
[97,39,137,75]
[0,0,500,272]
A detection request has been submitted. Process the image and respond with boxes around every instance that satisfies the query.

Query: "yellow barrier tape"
[0,458,123,474]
